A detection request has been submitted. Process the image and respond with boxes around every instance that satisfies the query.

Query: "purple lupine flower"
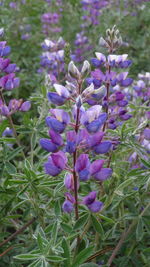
[0,58,10,71]
[64,173,79,191]
[62,192,75,213]
[80,105,107,133]
[0,74,20,90]
[46,109,70,133]
[75,154,91,181]
[47,84,70,106]
[62,200,74,213]
[66,131,77,153]
[20,101,31,111]
[83,191,103,213]
[44,151,67,176]
[2,127,13,136]
[4,63,16,73]
[0,41,11,56]
[87,131,104,148]
[9,2,17,8]
[87,131,112,153]
[94,141,112,154]
[0,104,10,116]
[143,128,150,140]
[90,159,112,181]
[40,129,63,152]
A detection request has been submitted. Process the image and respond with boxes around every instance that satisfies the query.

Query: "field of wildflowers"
[0,0,150,266]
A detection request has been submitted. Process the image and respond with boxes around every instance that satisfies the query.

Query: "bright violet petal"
[51,151,67,169]
[62,200,74,213]
[94,168,113,181]
[88,201,103,213]
[44,158,61,176]
[40,138,58,152]
[47,92,66,106]
[46,117,65,133]
[90,159,105,176]
[54,83,70,98]
[94,141,112,154]
[83,191,97,205]
[49,130,63,146]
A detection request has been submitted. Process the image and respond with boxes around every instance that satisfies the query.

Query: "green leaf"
[5,162,17,174]
[46,255,66,262]
[6,146,24,161]
[71,246,94,267]
[98,214,115,224]
[28,259,43,267]
[14,254,40,261]
[91,215,105,240]
[61,223,73,233]
[74,214,89,230]
[37,233,44,252]
[0,137,16,143]
[136,218,143,241]
[51,221,58,246]
[62,238,71,267]
[115,178,134,191]
[54,200,61,216]
[140,158,150,169]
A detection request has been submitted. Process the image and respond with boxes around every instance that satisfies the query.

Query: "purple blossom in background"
[9,2,17,9]
[0,35,31,117]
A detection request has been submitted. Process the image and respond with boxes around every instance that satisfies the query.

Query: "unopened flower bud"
[106,29,111,36]
[82,83,94,98]
[81,60,90,78]
[68,61,80,80]
[0,28,4,37]
[118,36,122,46]
[95,85,106,96]
[115,29,120,36]
[99,37,107,47]
[76,95,82,108]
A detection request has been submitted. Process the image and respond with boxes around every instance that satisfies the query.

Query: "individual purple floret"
[46,109,70,133]
[40,129,63,152]
[90,159,112,181]
[62,192,75,213]
[75,154,91,181]
[44,151,67,176]
[83,191,103,212]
